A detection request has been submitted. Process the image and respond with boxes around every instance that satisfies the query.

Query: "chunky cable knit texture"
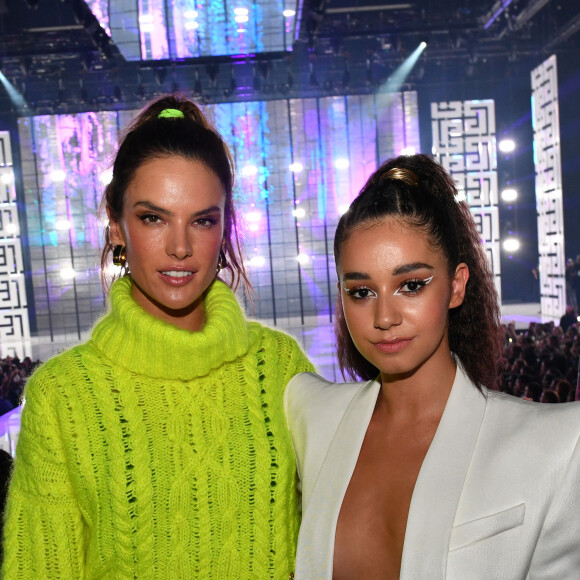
[3,277,313,579]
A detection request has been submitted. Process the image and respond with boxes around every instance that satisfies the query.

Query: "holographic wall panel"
[18,113,119,344]
[431,99,501,299]
[18,92,419,350]
[0,131,31,359]
[531,55,565,318]
[90,0,298,61]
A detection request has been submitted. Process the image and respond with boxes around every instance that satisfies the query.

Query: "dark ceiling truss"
[0,0,578,116]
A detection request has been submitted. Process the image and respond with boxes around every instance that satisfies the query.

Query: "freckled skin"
[108,156,226,332]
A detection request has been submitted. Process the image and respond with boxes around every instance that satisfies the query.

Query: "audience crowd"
[0,357,40,417]
[500,311,579,403]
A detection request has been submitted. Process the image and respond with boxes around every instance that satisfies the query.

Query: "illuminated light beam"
[377,42,427,95]
[0,71,29,112]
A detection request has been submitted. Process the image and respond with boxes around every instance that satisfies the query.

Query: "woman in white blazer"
[285,154,580,579]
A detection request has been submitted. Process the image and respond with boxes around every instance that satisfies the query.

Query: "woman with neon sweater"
[3,95,314,578]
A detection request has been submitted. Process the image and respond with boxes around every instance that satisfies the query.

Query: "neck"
[378,352,457,422]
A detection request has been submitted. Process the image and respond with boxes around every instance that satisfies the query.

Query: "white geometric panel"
[531,54,565,318]
[431,99,501,299]
[0,132,30,353]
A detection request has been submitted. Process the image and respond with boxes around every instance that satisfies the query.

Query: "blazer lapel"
[295,379,381,580]
[400,365,488,579]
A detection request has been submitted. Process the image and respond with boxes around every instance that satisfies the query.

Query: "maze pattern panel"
[531,55,565,318]
[431,100,501,299]
[0,131,31,358]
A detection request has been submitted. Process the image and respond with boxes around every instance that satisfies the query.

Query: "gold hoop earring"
[216,250,227,272]
[112,245,127,268]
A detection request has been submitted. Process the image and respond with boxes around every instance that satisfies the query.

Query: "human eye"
[344,286,377,301]
[194,216,219,228]
[394,275,434,296]
[139,213,162,225]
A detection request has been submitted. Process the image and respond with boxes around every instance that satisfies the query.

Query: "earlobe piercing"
[112,245,127,268]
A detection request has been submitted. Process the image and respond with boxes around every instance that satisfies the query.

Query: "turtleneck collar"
[90,276,254,380]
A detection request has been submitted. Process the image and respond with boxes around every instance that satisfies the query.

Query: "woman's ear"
[449,263,469,309]
[106,208,125,247]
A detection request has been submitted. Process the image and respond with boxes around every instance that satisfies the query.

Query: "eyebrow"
[133,201,223,218]
[342,262,434,281]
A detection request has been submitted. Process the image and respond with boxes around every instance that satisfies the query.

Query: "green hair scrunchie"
[158,108,185,119]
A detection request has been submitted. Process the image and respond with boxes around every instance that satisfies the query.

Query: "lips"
[372,338,413,354]
[159,270,195,286]
[161,270,193,278]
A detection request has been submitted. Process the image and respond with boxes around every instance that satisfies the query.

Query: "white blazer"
[284,364,580,579]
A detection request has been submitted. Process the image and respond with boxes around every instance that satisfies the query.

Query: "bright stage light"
[55,219,72,231]
[50,169,67,183]
[501,188,518,202]
[235,15,249,23]
[378,41,427,95]
[241,164,258,176]
[184,10,198,19]
[289,162,303,173]
[1,172,13,184]
[296,253,310,265]
[185,21,199,30]
[248,255,266,267]
[334,158,350,170]
[400,146,416,155]
[60,267,76,280]
[338,204,350,215]
[498,139,516,153]
[245,210,262,223]
[0,70,28,112]
[503,238,520,252]
[248,223,259,232]
[5,223,18,235]
[292,207,306,219]
[99,169,113,185]
[283,9,296,17]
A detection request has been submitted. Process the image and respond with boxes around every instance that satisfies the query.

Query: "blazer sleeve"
[2,367,86,578]
[527,431,580,579]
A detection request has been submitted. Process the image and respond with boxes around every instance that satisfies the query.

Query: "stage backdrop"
[17,92,419,351]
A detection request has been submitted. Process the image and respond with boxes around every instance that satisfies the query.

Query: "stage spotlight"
[334,158,350,170]
[292,207,306,219]
[338,204,350,215]
[50,169,67,183]
[241,164,258,176]
[245,210,262,223]
[400,146,416,155]
[56,219,72,231]
[283,9,296,17]
[377,41,427,94]
[248,255,266,267]
[0,70,28,111]
[99,169,113,185]
[503,238,520,252]
[60,267,76,280]
[501,188,518,202]
[289,162,303,173]
[1,171,13,185]
[499,139,516,153]
[296,253,310,265]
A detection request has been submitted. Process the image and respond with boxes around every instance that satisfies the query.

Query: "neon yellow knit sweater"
[3,277,314,579]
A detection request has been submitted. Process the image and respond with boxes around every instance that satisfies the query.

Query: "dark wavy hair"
[334,154,502,390]
[100,94,249,293]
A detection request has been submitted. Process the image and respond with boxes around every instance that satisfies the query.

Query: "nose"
[167,226,193,260]
[373,295,402,330]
